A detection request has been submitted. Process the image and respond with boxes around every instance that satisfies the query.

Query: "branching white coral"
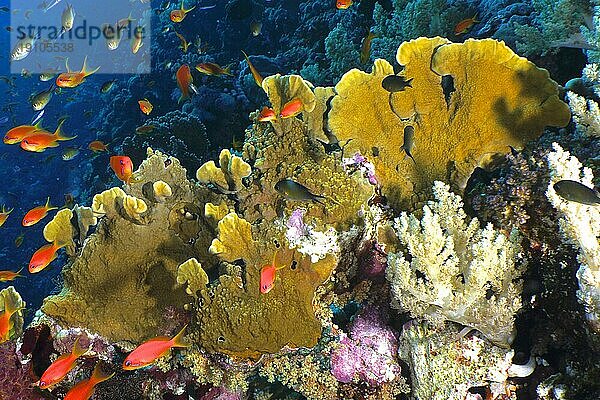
[284,209,340,263]
[546,143,600,330]
[566,63,600,137]
[386,181,525,346]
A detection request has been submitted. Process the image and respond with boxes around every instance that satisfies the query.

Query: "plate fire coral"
[192,212,336,358]
[328,37,571,209]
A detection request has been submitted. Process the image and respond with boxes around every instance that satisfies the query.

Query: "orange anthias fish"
[56,56,100,88]
[170,0,196,23]
[176,64,197,103]
[29,241,66,273]
[38,338,89,389]
[20,120,76,152]
[0,205,13,227]
[336,0,353,10]
[123,325,189,370]
[454,14,478,35]
[64,363,115,400]
[260,252,284,294]
[0,268,23,282]
[0,296,24,343]
[196,62,233,77]
[138,99,153,115]
[258,106,276,122]
[241,50,263,87]
[88,140,108,153]
[279,98,303,118]
[3,120,43,144]
[110,155,134,184]
[23,197,57,227]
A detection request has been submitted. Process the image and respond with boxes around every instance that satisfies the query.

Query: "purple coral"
[330,306,402,386]
[286,208,308,240]
[343,152,378,186]
[200,385,243,400]
[0,342,43,400]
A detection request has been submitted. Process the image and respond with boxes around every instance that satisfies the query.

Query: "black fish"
[274,179,326,205]
[382,75,413,93]
[401,125,416,163]
[554,179,600,206]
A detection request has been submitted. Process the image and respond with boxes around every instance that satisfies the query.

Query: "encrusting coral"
[190,212,337,358]
[328,37,571,209]
[546,143,600,332]
[240,116,373,229]
[385,181,525,346]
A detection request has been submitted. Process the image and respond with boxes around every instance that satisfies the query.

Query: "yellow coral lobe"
[262,74,316,116]
[92,187,127,216]
[204,202,230,223]
[0,286,25,343]
[177,258,209,297]
[329,37,570,209]
[153,181,172,202]
[123,195,147,217]
[209,212,255,261]
[43,208,75,255]
[197,149,251,192]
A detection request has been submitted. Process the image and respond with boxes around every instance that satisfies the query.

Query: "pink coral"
[330,306,402,386]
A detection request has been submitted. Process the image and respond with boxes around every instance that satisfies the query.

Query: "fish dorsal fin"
[33,119,44,130]
[147,336,170,343]
[65,57,71,73]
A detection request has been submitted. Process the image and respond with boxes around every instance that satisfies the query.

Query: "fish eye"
[23,140,28,144]
[120,160,125,165]
[125,360,132,366]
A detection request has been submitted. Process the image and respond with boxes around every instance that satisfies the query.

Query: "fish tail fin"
[44,197,58,211]
[81,56,100,77]
[178,93,188,104]
[185,3,196,12]
[241,49,250,62]
[65,57,71,73]
[406,78,413,87]
[15,267,24,277]
[224,64,233,76]
[71,337,89,358]
[90,363,115,385]
[171,324,190,348]
[473,13,478,22]
[4,296,23,317]
[54,121,77,142]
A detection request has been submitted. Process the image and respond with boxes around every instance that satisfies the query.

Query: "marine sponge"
[328,37,571,209]
[385,181,525,346]
[0,286,25,343]
[546,143,600,331]
[194,212,337,358]
[196,149,251,193]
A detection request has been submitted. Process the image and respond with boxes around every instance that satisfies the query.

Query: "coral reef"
[0,286,25,344]
[385,181,525,346]
[196,149,251,193]
[0,341,41,400]
[328,37,570,209]
[546,143,600,331]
